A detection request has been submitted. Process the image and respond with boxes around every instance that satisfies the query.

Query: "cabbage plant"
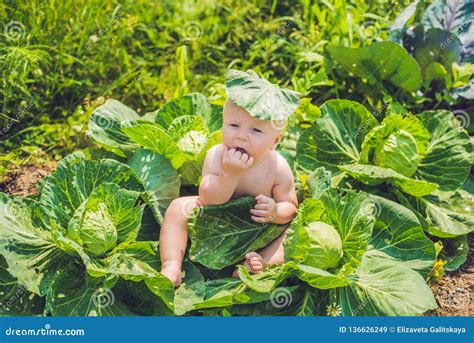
[172,187,437,316]
[89,93,222,187]
[296,99,473,244]
[0,153,175,316]
[286,221,343,270]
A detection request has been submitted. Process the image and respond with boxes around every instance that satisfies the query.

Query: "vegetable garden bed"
[1,0,473,317]
[1,164,472,316]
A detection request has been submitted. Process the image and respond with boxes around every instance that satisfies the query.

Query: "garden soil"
[0,164,55,196]
[0,165,472,316]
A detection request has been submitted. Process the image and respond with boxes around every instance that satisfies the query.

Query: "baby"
[160,69,299,287]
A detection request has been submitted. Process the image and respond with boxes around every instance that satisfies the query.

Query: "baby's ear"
[271,134,282,150]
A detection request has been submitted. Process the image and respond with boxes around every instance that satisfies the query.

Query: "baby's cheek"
[221,128,231,142]
[252,143,270,157]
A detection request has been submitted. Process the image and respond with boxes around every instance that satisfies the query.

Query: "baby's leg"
[233,229,288,276]
[257,228,288,265]
[160,196,201,287]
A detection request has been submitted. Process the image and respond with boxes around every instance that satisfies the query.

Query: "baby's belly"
[231,180,274,199]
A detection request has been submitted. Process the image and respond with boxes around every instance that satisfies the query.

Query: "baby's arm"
[199,144,254,205]
[250,155,297,224]
[271,163,298,224]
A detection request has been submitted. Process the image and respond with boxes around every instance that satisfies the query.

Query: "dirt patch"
[426,234,474,316]
[0,164,55,196]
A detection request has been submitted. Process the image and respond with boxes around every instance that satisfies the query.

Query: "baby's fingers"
[251,215,268,223]
[250,209,269,217]
[255,195,272,205]
[239,153,250,164]
[224,148,235,160]
[245,156,254,167]
[254,203,270,210]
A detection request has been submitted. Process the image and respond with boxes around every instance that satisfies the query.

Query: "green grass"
[0,0,412,172]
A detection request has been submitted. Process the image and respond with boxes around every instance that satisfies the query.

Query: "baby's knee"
[164,196,201,221]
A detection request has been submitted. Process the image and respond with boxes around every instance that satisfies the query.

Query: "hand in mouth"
[234,147,248,155]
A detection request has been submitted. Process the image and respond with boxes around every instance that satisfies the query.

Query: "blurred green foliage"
[0,0,424,173]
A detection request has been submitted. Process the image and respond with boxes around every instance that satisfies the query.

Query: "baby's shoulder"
[271,151,293,178]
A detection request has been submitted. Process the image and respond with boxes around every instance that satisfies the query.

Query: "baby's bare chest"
[231,164,276,198]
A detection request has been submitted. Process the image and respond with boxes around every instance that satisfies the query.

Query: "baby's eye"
[252,128,263,133]
[230,123,239,128]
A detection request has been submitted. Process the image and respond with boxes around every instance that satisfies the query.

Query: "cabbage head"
[304,221,343,269]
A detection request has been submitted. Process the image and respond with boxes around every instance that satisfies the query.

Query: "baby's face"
[222,100,282,162]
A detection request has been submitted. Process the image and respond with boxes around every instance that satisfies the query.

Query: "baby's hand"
[222,146,254,178]
[250,194,277,223]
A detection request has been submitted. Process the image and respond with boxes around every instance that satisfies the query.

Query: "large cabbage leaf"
[327,41,422,92]
[237,258,436,316]
[335,255,436,316]
[39,152,144,230]
[173,262,271,315]
[128,149,181,223]
[360,113,429,177]
[46,264,135,316]
[396,190,474,238]
[224,285,328,316]
[187,197,289,269]
[364,194,436,276]
[415,110,472,191]
[0,194,72,296]
[0,254,45,315]
[339,164,438,197]
[88,99,143,157]
[296,99,378,173]
[225,69,301,121]
[421,0,474,63]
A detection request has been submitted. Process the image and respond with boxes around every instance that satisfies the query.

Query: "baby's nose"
[236,132,248,140]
